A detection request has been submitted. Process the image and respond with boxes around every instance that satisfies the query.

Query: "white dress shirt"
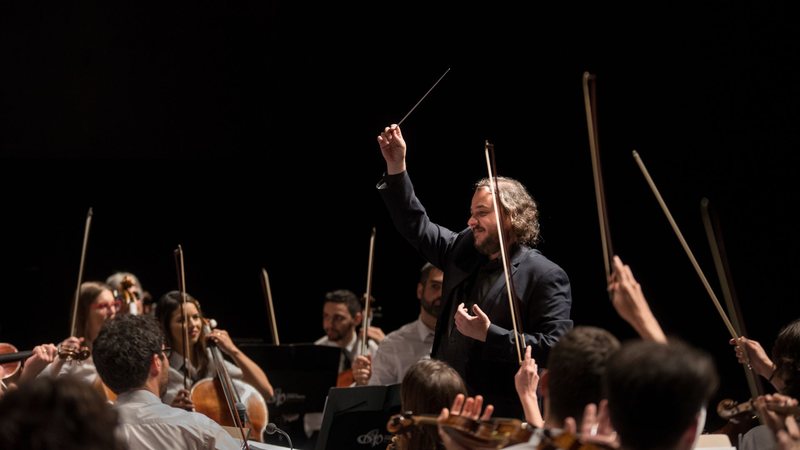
[368,317,434,385]
[115,389,241,450]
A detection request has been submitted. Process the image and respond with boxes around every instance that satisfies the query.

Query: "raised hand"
[377,124,407,175]
[514,345,543,427]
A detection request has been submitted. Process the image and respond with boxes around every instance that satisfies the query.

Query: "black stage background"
[2,2,799,429]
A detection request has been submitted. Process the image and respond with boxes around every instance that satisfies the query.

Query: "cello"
[173,247,267,444]
[190,319,268,443]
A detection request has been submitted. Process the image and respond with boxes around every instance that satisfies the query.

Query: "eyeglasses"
[93,300,122,312]
[161,347,172,359]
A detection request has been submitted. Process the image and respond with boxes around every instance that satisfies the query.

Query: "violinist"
[303,289,380,443]
[23,281,117,384]
[314,289,380,379]
[93,314,241,450]
[477,326,621,450]
[604,340,718,450]
[376,124,573,417]
[155,291,273,409]
[393,359,468,450]
[731,319,800,450]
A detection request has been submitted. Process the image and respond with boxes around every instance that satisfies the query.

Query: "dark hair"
[93,314,164,394]
[772,318,800,398]
[419,262,439,284]
[75,281,112,344]
[605,340,718,450]
[475,176,540,246]
[156,291,209,377]
[324,289,362,318]
[0,376,124,450]
[399,359,467,450]
[547,326,620,425]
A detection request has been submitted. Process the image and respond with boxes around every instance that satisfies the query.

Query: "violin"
[0,342,90,380]
[387,412,534,450]
[717,397,800,421]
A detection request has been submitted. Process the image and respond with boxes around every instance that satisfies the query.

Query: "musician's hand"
[515,346,539,398]
[171,389,195,412]
[19,344,59,383]
[755,394,799,435]
[437,394,494,450]
[454,303,490,342]
[352,355,372,386]
[730,336,773,379]
[206,329,238,356]
[608,256,666,343]
[364,326,385,344]
[564,401,618,448]
[777,415,800,450]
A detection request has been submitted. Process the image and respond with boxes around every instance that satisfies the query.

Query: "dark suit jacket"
[378,171,573,416]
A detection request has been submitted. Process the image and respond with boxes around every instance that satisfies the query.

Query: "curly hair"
[475,176,540,246]
[0,376,124,450]
[93,314,164,394]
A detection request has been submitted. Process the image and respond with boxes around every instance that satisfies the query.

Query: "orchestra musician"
[93,314,241,450]
[302,289,381,445]
[20,281,118,385]
[155,291,273,410]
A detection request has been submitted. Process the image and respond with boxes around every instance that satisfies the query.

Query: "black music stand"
[314,384,402,450]
[238,343,341,416]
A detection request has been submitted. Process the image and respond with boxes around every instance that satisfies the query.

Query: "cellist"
[155,291,273,410]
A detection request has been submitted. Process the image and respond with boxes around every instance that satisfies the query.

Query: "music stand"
[238,343,341,416]
[314,384,402,450]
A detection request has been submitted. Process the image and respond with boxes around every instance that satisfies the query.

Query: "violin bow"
[360,227,376,356]
[701,198,764,400]
[582,72,614,279]
[173,245,191,390]
[261,268,280,345]
[484,142,526,364]
[70,207,93,337]
[632,151,738,339]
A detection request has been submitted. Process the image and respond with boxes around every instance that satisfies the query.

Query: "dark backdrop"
[2,1,799,428]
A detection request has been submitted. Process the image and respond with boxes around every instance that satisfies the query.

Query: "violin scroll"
[114,275,142,316]
[56,343,91,362]
[387,412,534,450]
[717,397,800,421]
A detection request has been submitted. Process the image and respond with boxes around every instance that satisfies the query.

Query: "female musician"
[155,291,273,410]
[732,318,800,450]
[19,281,117,384]
[391,359,468,450]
